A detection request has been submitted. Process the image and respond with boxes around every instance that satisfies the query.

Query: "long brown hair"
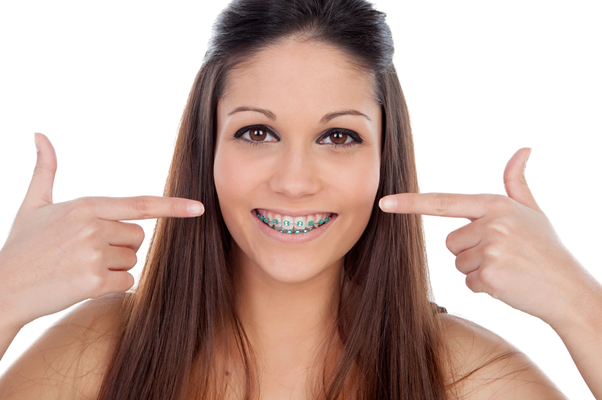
[96,0,466,398]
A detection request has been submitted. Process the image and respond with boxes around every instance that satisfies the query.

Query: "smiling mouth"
[253,209,336,234]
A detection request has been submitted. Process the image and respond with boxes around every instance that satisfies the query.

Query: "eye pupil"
[251,128,266,141]
[331,131,347,144]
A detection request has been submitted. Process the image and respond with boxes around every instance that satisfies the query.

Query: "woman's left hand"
[378,147,602,333]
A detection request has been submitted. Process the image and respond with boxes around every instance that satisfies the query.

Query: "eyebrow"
[227,106,371,124]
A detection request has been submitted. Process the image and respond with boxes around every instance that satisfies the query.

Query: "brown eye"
[249,127,267,141]
[328,131,348,145]
[235,125,278,145]
[320,129,359,148]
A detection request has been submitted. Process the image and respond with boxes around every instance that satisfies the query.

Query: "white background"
[0,1,600,398]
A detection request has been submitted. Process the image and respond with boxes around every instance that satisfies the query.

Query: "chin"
[253,254,335,284]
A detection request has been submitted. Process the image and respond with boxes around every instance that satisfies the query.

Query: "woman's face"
[214,39,382,284]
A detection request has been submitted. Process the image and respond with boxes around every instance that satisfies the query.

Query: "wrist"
[0,317,24,336]
[0,257,29,332]
[0,293,28,333]
[0,303,27,334]
[550,273,602,339]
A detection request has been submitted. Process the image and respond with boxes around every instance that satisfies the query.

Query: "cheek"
[333,159,380,232]
[214,148,254,213]
[338,161,380,208]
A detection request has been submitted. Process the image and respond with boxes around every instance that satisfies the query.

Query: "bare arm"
[0,323,22,364]
[549,281,602,399]
[0,257,28,363]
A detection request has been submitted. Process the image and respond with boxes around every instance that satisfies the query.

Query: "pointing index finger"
[84,196,205,221]
[379,193,491,220]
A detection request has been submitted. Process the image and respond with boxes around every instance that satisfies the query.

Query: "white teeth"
[255,209,333,233]
[282,215,294,230]
[293,216,307,231]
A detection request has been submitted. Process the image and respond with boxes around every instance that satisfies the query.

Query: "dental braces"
[256,212,332,234]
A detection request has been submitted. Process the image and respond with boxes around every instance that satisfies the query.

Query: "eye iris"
[251,128,266,141]
[331,131,347,144]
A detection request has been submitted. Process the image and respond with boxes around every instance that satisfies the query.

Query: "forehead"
[218,39,379,119]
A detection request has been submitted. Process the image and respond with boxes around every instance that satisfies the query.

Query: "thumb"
[21,132,58,209]
[503,147,542,212]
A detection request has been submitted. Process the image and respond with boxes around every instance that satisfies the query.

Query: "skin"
[211,37,574,399]
[380,148,602,398]
[0,39,579,400]
[0,23,594,400]
[214,37,382,396]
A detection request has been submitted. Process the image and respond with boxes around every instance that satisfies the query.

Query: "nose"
[269,143,321,198]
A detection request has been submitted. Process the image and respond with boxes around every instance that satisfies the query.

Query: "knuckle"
[69,197,97,218]
[87,247,104,265]
[132,197,152,218]
[171,200,181,217]
[465,273,479,292]
[482,243,499,260]
[445,232,455,252]
[501,215,516,231]
[74,196,88,207]
[65,199,85,217]
[479,264,498,287]
[490,194,511,211]
[454,253,464,271]
[32,163,54,179]
[445,233,454,253]
[487,221,510,237]
[74,196,94,210]
[121,273,135,291]
[127,250,138,267]
[434,193,454,214]
[80,222,100,240]
[32,164,45,176]
[85,272,106,298]
[133,224,145,244]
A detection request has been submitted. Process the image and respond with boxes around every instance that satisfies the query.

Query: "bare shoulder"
[0,292,131,400]
[438,313,568,400]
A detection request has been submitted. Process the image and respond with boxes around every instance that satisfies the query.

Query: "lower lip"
[251,209,338,244]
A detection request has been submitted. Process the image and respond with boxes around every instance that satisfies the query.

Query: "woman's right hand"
[0,133,205,330]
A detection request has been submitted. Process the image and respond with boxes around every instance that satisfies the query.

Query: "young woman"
[0,0,600,398]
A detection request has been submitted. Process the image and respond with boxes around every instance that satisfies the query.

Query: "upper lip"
[253,208,336,217]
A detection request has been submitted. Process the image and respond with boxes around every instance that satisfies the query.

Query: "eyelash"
[233,125,362,149]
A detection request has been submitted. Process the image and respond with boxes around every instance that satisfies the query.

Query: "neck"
[231,243,343,388]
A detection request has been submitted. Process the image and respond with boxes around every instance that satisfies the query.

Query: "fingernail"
[34,132,40,152]
[527,147,532,162]
[187,202,204,215]
[379,197,397,212]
